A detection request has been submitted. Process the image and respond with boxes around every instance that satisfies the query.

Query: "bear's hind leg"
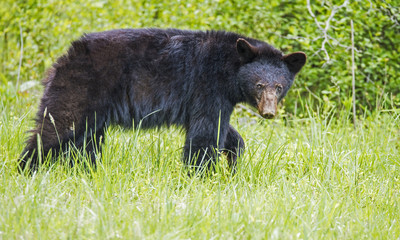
[19,112,73,172]
[20,92,108,171]
[20,114,106,172]
[74,125,106,167]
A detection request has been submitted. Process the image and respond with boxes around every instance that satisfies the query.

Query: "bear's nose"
[261,111,275,119]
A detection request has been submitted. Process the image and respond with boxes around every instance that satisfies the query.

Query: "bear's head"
[236,38,306,119]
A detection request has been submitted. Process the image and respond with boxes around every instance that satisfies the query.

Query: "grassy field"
[1,1,400,239]
[1,93,399,239]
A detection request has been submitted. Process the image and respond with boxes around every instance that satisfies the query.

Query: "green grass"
[1,93,399,239]
[1,1,399,238]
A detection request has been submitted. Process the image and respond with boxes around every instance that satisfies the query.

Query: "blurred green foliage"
[1,0,399,114]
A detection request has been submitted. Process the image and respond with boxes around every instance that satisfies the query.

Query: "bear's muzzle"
[258,91,277,119]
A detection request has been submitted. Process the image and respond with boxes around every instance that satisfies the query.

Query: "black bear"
[19,28,306,172]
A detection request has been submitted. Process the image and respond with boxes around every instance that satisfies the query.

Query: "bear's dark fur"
[20,28,306,172]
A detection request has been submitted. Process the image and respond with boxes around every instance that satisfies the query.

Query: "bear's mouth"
[259,109,275,119]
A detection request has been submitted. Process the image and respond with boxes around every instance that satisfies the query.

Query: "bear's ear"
[282,52,307,74]
[236,38,257,63]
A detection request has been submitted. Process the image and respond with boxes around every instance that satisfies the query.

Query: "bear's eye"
[276,85,283,93]
[256,83,264,89]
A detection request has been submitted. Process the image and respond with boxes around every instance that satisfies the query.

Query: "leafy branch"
[306,0,351,64]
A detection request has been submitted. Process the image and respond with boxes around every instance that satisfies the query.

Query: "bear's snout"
[258,91,277,119]
[261,111,275,119]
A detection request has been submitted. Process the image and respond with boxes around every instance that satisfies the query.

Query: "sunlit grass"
[1,95,399,239]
